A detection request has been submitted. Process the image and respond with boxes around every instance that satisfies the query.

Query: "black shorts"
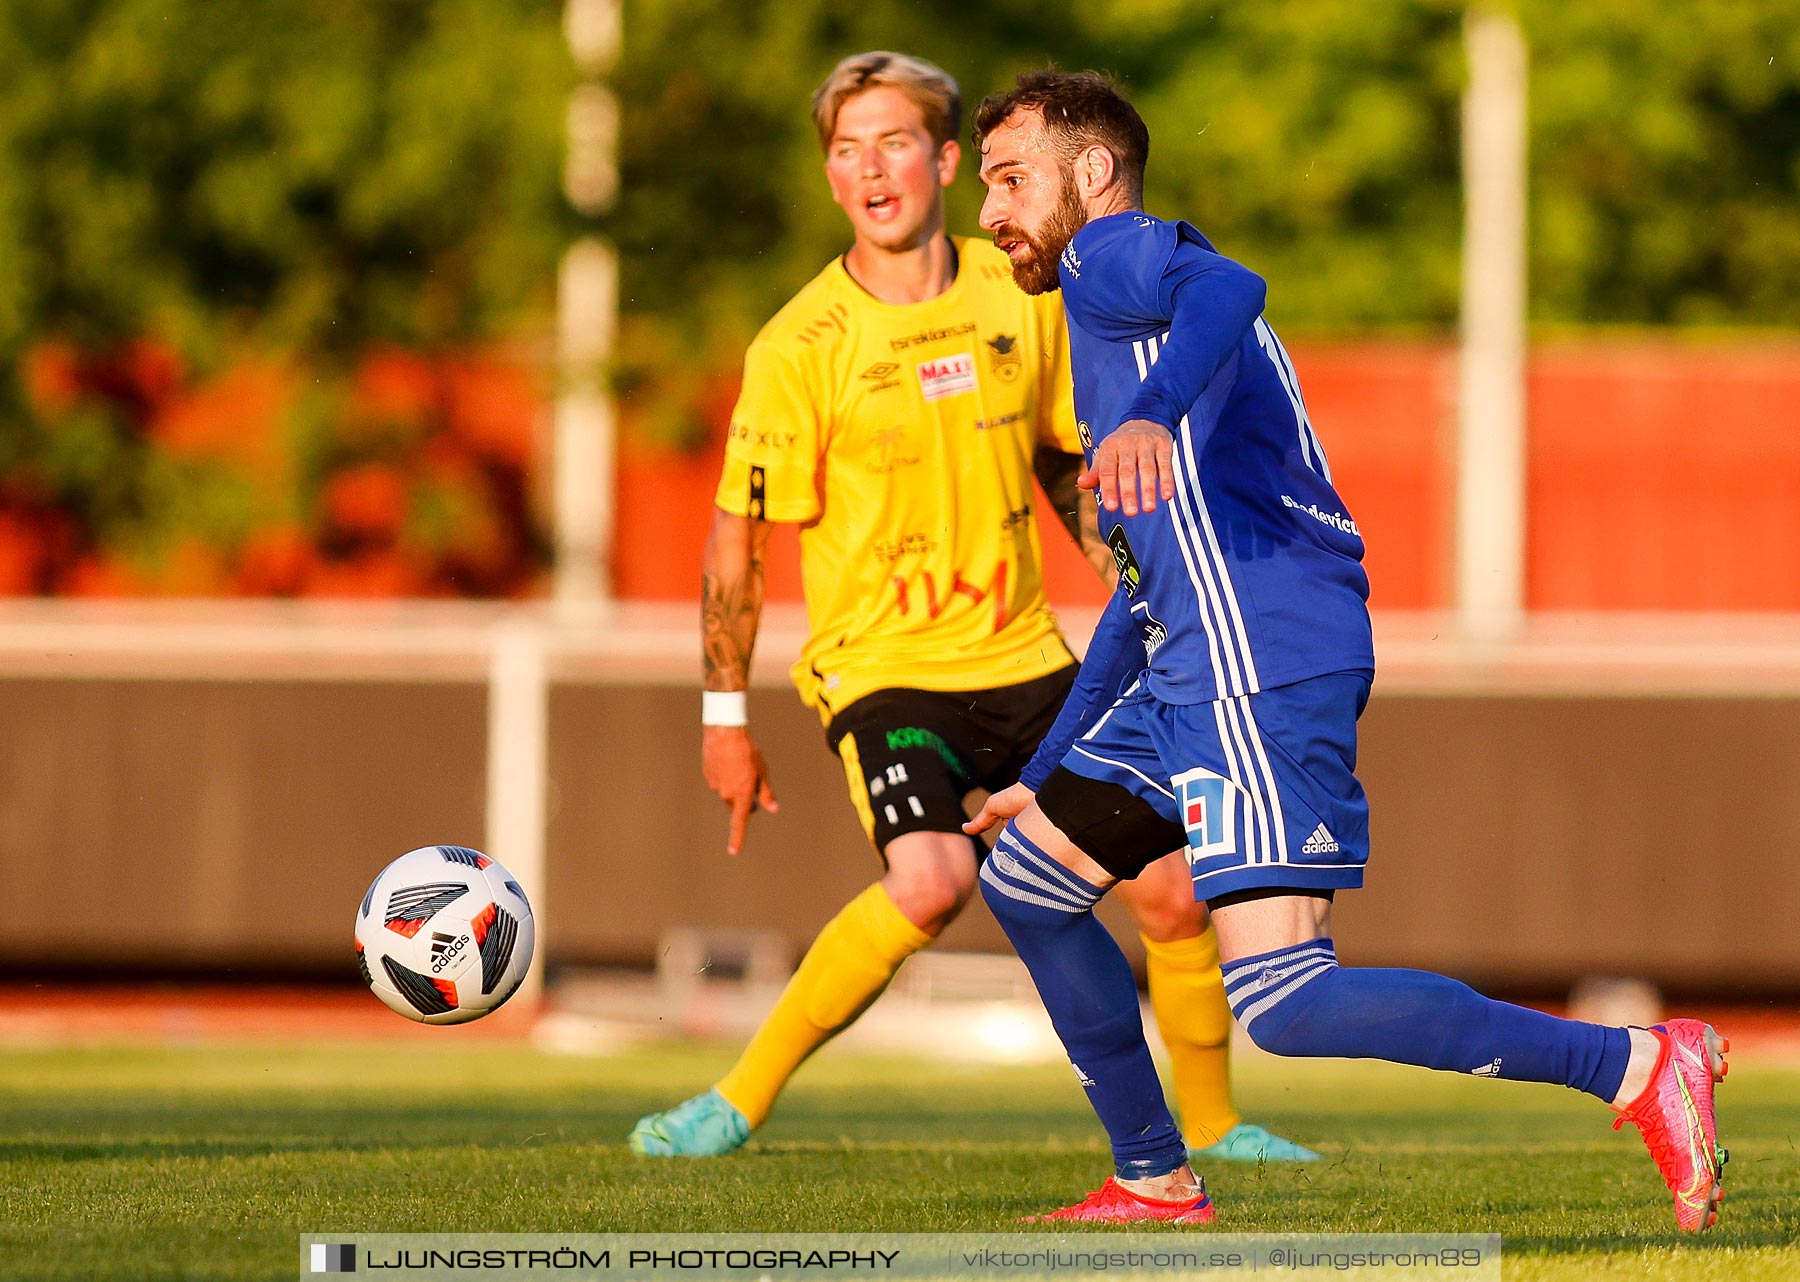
[825,666,1076,857]
[1033,766,1336,902]
[1035,764,1188,882]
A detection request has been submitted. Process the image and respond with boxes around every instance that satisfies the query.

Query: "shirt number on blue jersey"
[1174,767,1237,859]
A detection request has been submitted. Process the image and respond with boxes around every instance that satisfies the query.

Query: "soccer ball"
[354,845,535,1025]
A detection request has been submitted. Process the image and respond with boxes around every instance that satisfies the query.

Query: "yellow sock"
[1143,924,1240,1148]
[715,883,931,1127]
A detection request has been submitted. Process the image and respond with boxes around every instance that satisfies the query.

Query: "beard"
[995,174,1087,295]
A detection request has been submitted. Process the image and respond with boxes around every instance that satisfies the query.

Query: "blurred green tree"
[612,0,1800,448]
[1,0,1796,592]
[611,0,1468,447]
[1524,0,1800,326]
[0,0,568,593]
[0,0,569,359]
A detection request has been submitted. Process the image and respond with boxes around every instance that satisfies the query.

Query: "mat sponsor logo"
[917,354,976,402]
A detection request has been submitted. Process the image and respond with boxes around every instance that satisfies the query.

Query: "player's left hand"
[963,782,1035,837]
[1079,419,1176,516]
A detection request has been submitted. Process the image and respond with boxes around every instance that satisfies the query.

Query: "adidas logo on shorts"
[1301,823,1340,855]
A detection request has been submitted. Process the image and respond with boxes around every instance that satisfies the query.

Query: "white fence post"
[554,0,621,608]
[486,617,549,1009]
[1457,7,1530,639]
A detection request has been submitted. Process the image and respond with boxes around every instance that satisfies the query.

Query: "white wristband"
[702,690,748,727]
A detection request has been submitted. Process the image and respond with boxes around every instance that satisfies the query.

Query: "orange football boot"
[1025,1176,1216,1225]
[1612,1019,1729,1232]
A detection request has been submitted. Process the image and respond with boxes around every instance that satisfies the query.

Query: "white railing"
[2,597,1797,1004]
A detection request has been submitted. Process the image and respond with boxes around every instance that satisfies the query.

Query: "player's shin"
[1143,926,1239,1146]
[979,822,1187,1179]
[1220,938,1632,1101]
[715,882,931,1125]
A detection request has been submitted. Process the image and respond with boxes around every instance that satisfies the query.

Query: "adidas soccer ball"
[354,845,535,1025]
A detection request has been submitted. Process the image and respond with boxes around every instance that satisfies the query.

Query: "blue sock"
[1222,939,1632,1101]
[979,822,1188,1179]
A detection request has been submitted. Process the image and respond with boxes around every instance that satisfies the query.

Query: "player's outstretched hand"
[702,725,779,856]
[1079,419,1176,516]
[963,781,1035,838]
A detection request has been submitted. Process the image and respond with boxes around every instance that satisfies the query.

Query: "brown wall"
[2,677,1795,994]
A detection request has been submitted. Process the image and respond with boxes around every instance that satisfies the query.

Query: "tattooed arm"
[701,506,779,855]
[1034,445,1117,587]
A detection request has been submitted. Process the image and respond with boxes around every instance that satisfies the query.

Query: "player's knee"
[1113,850,1204,942]
[885,874,968,936]
[1220,938,1340,1058]
[979,819,1105,932]
[882,842,977,935]
[975,857,1011,919]
[1127,889,1203,943]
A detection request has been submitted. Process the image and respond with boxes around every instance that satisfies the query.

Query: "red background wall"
[616,341,1800,614]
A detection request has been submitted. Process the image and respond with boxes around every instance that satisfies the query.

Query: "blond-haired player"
[628,51,1314,1164]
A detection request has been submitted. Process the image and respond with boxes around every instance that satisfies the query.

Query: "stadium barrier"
[2,600,1797,999]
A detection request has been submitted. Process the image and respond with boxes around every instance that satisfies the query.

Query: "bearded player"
[963,69,1725,1228]
[627,52,1314,1165]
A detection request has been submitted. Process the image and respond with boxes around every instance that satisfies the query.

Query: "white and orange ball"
[354,845,534,1025]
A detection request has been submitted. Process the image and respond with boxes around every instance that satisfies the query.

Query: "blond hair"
[811,51,962,150]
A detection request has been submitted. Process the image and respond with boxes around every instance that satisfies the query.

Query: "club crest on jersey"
[1130,600,1167,660]
[985,333,1021,382]
[917,353,976,402]
[1173,767,1237,860]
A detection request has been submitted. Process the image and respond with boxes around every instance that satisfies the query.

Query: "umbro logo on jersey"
[1471,1058,1503,1077]
[1060,244,1081,278]
[859,361,901,392]
[1301,823,1340,854]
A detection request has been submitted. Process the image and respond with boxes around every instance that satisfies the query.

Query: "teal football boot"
[628,1088,752,1157]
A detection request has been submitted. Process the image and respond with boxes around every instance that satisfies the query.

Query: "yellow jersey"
[715,237,1084,719]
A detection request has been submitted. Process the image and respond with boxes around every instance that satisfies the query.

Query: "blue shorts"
[1050,672,1372,900]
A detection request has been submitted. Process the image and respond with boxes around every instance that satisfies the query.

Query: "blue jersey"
[1060,212,1373,705]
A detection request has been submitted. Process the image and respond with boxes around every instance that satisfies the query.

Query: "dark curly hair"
[973,69,1149,198]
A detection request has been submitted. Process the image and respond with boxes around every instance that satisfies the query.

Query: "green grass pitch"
[1,1038,1796,1281]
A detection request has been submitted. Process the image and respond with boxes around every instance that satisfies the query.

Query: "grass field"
[1,1037,1796,1281]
